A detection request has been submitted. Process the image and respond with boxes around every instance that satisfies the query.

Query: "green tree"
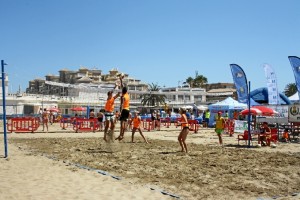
[284,83,297,97]
[185,71,208,88]
[141,83,166,106]
[186,77,194,87]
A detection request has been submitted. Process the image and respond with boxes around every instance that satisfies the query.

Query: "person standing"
[233,110,239,120]
[116,75,130,141]
[42,108,49,132]
[177,108,190,153]
[205,109,210,127]
[97,109,105,132]
[131,111,148,143]
[215,111,225,146]
[38,108,43,123]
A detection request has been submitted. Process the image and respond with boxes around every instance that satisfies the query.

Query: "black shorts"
[119,109,130,121]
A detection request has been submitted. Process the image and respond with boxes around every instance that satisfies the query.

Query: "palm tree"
[193,74,208,88]
[141,83,166,106]
[284,83,297,97]
[186,77,194,87]
[185,71,208,88]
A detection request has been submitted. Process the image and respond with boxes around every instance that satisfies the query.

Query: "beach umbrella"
[239,106,278,116]
[71,107,86,111]
[197,105,208,110]
[48,107,60,112]
[182,105,193,109]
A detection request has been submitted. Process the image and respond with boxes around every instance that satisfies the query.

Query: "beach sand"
[0,123,300,200]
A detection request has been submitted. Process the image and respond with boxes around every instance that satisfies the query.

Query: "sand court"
[0,123,300,200]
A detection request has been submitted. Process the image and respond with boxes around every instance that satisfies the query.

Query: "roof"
[206,88,236,93]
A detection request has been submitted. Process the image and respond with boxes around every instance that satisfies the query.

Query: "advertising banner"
[230,64,248,104]
[288,105,300,122]
[234,120,248,133]
[263,64,279,105]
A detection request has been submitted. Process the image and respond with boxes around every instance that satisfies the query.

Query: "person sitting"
[259,122,271,146]
[282,128,291,143]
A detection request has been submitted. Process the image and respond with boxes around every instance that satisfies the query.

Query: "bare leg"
[131,128,136,143]
[103,120,109,142]
[182,132,188,153]
[178,132,184,152]
[138,128,148,143]
[217,134,223,145]
[116,120,126,140]
[181,129,189,153]
[45,122,48,132]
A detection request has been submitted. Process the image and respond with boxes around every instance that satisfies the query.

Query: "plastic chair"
[237,130,253,146]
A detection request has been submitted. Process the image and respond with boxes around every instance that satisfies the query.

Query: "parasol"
[71,107,87,112]
[49,107,60,112]
[240,106,278,116]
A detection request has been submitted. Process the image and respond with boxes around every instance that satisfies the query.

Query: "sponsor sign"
[288,105,300,122]
[234,120,248,133]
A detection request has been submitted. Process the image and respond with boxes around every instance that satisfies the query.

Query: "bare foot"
[103,137,107,142]
[115,136,123,140]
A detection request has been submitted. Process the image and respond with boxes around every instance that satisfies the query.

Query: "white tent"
[197,105,208,110]
[182,105,193,109]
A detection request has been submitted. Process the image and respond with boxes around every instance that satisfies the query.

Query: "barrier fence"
[73,118,99,133]
[7,117,40,133]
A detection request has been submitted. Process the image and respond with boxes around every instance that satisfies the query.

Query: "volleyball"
[256,144,262,148]
[270,143,277,148]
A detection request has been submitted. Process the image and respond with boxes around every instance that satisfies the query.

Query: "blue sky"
[1,0,299,93]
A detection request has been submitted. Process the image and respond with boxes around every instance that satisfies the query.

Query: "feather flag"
[288,56,300,100]
[230,64,248,103]
[263,64,279,105]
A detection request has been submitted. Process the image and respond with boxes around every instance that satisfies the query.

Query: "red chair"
[237,130,253,146]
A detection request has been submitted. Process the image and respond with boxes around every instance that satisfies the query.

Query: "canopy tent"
[181,105,193,110]
[197,105,208,110]
[208,97,247,127]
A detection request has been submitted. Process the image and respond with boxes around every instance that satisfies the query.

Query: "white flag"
[263,64,279,105]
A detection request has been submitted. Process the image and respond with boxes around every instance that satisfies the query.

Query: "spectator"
[282,128,291,143]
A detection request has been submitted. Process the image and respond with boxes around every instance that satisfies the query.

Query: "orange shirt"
[105,97,115,112]
[122,93,130,110]
[282,131,289,139]
[181,114,189,128]
[133,116,141,128]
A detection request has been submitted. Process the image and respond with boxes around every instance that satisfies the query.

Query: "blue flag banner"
[230,64,248,103]
[263,64,279,105]
[288,56,300,100]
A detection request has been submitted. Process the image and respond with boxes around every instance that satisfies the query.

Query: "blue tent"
[208,97,247,127]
